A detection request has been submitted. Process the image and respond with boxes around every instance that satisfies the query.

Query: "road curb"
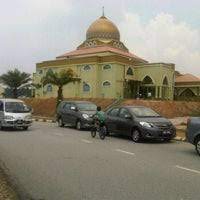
[32,118,56,123]
[173,136,186,142]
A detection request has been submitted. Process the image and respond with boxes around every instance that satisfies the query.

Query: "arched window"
[103,64,111,70]
[47,84,52,92]
[163,77,169,85]
[127,67,133,75]
[83,65,91,71]
[83,83,90,92]
[142,76,154,84]
[102,81,111,87]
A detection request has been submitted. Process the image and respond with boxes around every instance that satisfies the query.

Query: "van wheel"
[195,137,200,156]
[132,129,141,143]
[76,120,82,130]
[58,118,64,127]
[23,126,28,130]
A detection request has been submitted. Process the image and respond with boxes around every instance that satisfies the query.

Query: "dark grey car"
[186,117,200,156]
[56,101,97,130]
[105,106,176,142]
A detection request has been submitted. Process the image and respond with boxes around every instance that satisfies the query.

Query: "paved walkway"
[0,166,19,200]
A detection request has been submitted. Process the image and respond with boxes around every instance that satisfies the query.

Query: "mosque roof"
[56,46,147,62]
[175,73,200,83]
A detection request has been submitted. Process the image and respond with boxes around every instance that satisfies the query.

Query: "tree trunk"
[57,86,63,106]
[13,88,18,98]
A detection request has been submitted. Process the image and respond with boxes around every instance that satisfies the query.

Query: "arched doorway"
[162,76,169,99]
[139,76,155,99]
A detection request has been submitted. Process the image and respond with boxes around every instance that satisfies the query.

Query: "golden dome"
[86,16,120,41]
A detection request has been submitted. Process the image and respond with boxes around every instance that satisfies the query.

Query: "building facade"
[175,74,200,100]
[33,14,175,100]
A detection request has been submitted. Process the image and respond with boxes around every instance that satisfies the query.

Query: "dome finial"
[102,6,105,17]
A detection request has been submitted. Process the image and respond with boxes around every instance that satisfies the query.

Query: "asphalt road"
[0,122,199,200]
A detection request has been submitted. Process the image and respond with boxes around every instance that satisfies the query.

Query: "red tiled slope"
[56,46,147,62]
[176,73,200,83]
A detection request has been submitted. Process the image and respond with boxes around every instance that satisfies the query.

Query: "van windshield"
[5,102,30,113]
[76,103,97,111]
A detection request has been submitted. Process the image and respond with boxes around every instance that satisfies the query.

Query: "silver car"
[0,99,32,130]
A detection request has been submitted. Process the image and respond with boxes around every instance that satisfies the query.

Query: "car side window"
[119,108,130,118]
[108,108,119,117]
[0,101,3,111]
[63,103,71,110]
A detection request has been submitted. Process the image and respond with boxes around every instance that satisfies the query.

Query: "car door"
[61,102,71,124]
[69,103,79,126]
[117,108,133,136]
[106,108,120,133]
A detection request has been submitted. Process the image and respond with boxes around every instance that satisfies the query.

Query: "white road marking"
[81,139,93,144]
[115,149,135,156]
[175,165,200,175]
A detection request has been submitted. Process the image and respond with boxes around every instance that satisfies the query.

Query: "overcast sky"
[0,0,199,76]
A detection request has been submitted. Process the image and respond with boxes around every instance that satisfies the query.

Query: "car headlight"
[4,115,14,120]
[25,115,32,120]
[82,114,89,119]
[139,122,154,128]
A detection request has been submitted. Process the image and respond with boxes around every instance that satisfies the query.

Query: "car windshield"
[130,107,160,117]
[76,103,97,111]
[5,102,30,113]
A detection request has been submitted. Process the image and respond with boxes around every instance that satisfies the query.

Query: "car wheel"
[195,137,200,156]
[132,129,141,143]
[58,118,64,127]
[76,120,82,130]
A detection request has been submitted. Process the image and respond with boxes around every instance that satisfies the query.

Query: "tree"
[42,69,80,105]
[0,68,31,98]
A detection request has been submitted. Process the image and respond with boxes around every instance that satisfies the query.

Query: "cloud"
[119,12,200,75]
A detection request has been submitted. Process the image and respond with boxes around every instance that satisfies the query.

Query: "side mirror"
[71,106,78,111]
[124,114,132,120]
[27,106,33,113]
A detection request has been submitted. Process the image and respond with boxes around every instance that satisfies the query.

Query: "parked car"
[0,99,32,130]
[56,101,97,130]
[186,117,200,156]
[105,106,176,142]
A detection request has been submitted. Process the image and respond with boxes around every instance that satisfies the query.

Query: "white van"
[0,99,32,130]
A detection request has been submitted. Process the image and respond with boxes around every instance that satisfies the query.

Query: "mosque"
[33,12,200,100]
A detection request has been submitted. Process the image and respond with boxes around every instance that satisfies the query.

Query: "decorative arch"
[103,64,112,70]
[83,65,91,71]
[83,82,90,92]
[142,76,154,85]
[102,81,111,87]
[180,88,196,97]
[126,67,133,75]
[163,76,169,85]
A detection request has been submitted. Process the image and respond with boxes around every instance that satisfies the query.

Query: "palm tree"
[42,69,80,105]
[0,68,31,98]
